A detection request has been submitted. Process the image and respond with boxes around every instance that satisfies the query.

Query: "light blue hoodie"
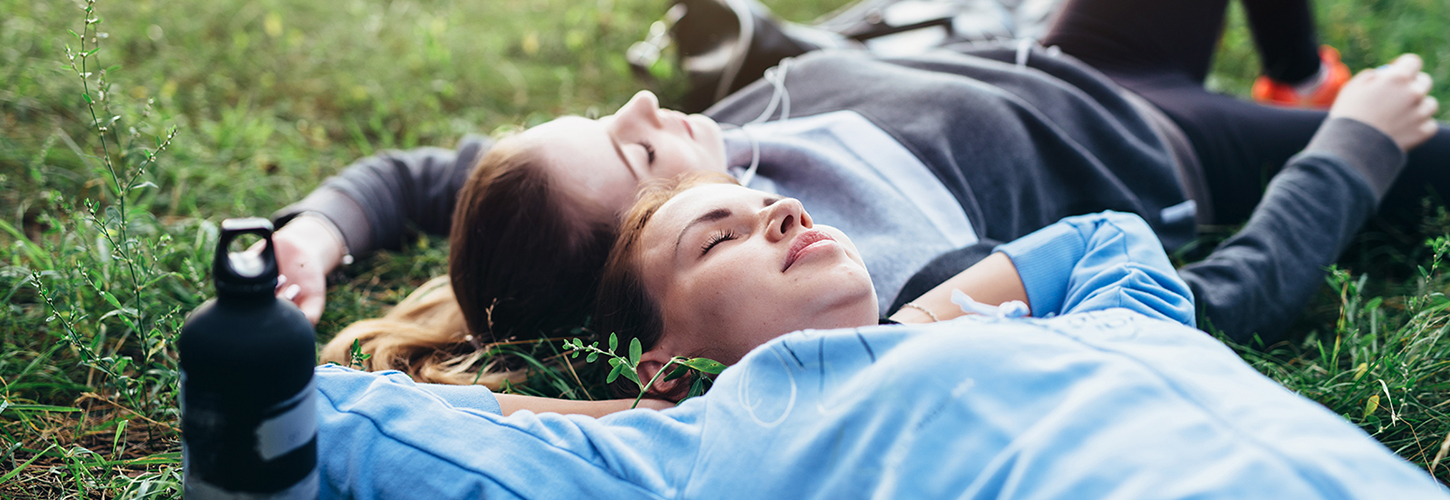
[313,212,1447,499]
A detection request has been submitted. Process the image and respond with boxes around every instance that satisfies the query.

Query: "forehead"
[522,116,612,168]
[521,116,635,210]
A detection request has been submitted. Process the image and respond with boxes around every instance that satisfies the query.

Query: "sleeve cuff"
[994,222,1087,317]
[271,187,373,256]
[1302,117,1406,202]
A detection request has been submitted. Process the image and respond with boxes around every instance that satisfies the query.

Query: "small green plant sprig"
[562,333,725,408]
[348,338,374,370]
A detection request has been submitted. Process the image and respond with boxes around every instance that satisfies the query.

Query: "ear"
[637,347,688,400]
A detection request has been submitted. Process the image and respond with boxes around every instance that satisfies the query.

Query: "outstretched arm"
[893,211,1194,326]
[315,366,682,498]
[890,252,1026,324]
[263,137,490,323]
[1180,54,1437,344]
[496,394,675,417]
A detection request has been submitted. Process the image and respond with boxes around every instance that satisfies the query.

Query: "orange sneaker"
[1251,45,1352,108]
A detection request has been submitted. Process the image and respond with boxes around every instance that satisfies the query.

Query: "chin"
[706,146,728,173]
[801,265,879,329]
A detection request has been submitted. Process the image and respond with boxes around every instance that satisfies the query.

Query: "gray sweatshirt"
[274,48,1401,344]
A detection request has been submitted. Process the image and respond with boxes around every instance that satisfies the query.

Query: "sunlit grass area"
[2,0,1448,496]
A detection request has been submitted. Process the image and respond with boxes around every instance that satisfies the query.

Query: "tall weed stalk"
[1,0,200,496]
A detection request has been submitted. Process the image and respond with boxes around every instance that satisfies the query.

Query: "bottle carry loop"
[213,217,279,297]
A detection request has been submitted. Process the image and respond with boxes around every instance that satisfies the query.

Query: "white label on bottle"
[255,379,317,461]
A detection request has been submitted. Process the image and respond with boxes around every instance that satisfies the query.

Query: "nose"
[612,90,664,129]
[763,198,812,244]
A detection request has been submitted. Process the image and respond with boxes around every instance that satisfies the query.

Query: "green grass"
[1,0,1448,496]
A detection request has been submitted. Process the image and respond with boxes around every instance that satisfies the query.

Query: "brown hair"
[594,172,737,397]
[448,138,616,343]
[320,135,617,386]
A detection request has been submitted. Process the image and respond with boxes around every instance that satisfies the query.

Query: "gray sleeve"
[1179,119,1402,344]
[1304,117,1406,202]
[271,136,492,256]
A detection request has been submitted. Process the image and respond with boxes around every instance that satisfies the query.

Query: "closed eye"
[701,230,737,255]
[641,141,656,164]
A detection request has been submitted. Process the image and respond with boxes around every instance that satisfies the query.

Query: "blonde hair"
[319,276,527,388]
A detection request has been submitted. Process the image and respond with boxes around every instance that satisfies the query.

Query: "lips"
[783,230,837,272]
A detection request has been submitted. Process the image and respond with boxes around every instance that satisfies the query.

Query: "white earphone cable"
[731,58,791,187]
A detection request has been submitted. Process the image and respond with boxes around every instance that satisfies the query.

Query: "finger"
[275,273,289,290]
[1419,95,1440,118]
[1389,53,1425,76]
[1386,53,1421,71]
[282,283,301,301]
[1350,67,1381,84]
[1421,119,1440,140]
[246,238,267,253]
[299,295,325,325]
[1412,72,1434,95]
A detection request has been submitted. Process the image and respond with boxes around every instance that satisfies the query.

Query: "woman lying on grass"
[314,45,1441,415]
[297,0,1445,374]
[311,174,1448,498]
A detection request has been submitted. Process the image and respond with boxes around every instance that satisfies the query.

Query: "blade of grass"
[0,443,57,483]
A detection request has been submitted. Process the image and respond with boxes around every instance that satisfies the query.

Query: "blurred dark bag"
[627,0,1065,112]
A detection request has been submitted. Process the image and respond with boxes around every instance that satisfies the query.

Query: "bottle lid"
[214,218,279,297]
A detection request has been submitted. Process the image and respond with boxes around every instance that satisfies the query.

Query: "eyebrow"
[673,196,783,254]
[675,208,732,253]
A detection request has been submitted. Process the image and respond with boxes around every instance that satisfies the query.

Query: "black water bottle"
[181,217,318,498]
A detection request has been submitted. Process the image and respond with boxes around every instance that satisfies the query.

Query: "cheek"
[662,158,697,178]
[667,258,766,335]
[664,144,712,177]
[684,263,758,317]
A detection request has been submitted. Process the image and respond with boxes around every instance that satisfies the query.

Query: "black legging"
[1044,0,1450,224]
